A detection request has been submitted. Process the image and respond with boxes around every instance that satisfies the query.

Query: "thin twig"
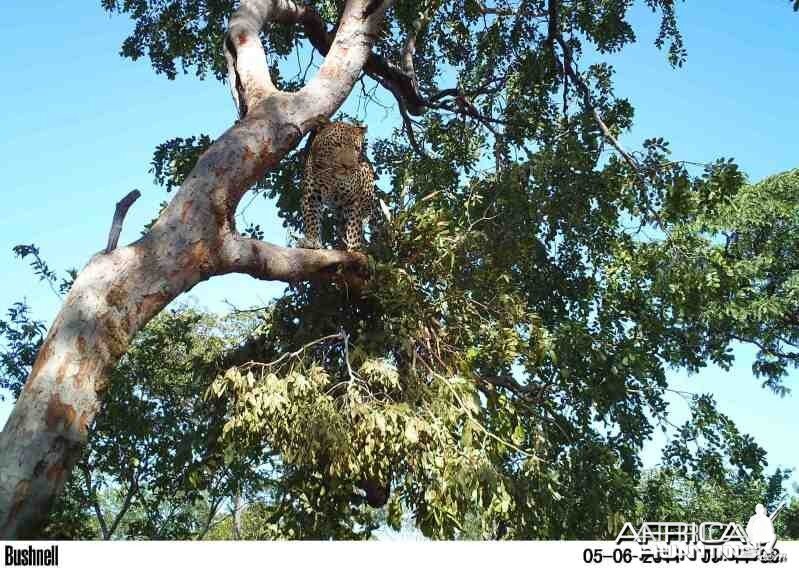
[243,333,345,371]
[414,352,542,460]
[474,0,517,16]
[340,327,356,382]
[554,36,641,173]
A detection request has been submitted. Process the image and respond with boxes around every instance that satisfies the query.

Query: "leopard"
[298,120,379,251]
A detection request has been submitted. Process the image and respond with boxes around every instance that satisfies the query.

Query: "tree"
[0,0,388,538]
[1,0,797,538]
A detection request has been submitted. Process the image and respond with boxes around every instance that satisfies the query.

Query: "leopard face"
[309,122,366,171]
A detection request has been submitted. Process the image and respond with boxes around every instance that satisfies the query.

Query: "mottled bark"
[0,0,391,539]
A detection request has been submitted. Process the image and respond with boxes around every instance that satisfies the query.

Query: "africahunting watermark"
[583,502,788,564]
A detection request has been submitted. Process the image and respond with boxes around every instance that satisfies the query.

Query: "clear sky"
[0,1,797,483]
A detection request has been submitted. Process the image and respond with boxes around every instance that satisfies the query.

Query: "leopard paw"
[297,237,322,249]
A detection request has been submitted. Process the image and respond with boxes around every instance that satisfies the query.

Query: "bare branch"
[105,190,141,254]
[378,77,427,156]
[340,328,356,382]
[558,43,640,170]
[107,470,139,539]
[231,493,243,540]
[243,332,345,370]
[428,74,509,103]
[195,496,225,541]
[479,374,537,398]
[219,234,368,287]
[79,463,109,540]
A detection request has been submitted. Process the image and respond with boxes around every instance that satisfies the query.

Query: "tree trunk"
[232,494,243,540]
[0,0,391,538]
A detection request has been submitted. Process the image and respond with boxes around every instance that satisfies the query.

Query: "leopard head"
[347,123,368,154]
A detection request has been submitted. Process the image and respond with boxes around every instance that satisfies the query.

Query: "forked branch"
[226,0,392,119]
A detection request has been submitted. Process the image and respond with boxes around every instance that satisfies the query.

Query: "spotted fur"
[299,121,377,251]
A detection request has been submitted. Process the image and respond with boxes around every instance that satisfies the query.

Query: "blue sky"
[0,1,797,483]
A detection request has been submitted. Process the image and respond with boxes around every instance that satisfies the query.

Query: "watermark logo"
[583,502,788,564]
[746,503,779,556]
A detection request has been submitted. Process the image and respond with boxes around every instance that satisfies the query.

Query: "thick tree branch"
[399,6,437,116]
[226,0,393,119]
[295,0,510,138]
[291,3,430,117]
[225,0,305,116]
[219,234,368,287]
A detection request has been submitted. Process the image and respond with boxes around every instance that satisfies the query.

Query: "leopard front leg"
[299,188,323,249]
[333,208,348,250]
[342,204,364,251]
